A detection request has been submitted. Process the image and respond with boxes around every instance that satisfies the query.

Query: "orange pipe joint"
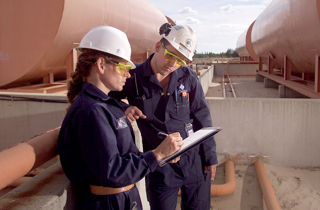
[177,160,236,197]
[211,160,236,196]
[0,127,60,190]
[254,160,281,210]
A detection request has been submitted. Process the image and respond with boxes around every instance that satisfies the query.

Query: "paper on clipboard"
[158,127,221,167]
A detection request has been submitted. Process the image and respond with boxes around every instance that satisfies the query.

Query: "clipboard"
[158,127,222,167]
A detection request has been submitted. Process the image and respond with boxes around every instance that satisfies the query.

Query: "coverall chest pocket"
[174,91,190,118]
[134,97,153,120]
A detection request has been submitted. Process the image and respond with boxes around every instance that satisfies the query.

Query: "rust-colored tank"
[236,21,258,61]
[248,0,320,75]
[0,0,167,88]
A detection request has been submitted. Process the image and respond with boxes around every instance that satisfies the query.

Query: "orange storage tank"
[250,0,320,75]
[236,21,258,61]
[0,0,167,88]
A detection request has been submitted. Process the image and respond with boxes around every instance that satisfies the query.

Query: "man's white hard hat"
[159,23,198,61]
[77,26,135,68]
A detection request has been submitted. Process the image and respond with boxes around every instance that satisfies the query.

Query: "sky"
[146,0,273,54]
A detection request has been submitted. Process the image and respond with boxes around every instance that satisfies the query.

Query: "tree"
[194,48,239,58]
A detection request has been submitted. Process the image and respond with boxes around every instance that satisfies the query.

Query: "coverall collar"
[82,82,111,102]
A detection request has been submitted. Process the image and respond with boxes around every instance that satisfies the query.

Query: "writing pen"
[158,132,168,138]
[176,90,178,102]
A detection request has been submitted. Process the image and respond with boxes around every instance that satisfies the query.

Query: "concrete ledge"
[198,66,214,95]
[0,162,71,210]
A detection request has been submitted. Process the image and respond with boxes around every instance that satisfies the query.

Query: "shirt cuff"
[143,151,159,172]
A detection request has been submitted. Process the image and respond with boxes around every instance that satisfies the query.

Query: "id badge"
[185,121,194,136]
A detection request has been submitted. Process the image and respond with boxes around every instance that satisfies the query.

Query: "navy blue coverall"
[58,82,159,210]
[110,54,218,210]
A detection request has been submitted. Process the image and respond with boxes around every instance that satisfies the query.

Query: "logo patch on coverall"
[116,116,128,130]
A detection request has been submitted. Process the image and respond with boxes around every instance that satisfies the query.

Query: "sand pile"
[176,163,320,210]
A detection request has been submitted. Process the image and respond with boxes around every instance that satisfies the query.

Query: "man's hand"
[204,165,217,180]
[125,106,146,123]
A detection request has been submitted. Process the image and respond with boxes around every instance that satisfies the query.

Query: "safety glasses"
[105,57,133,76]
[162,43,186,67]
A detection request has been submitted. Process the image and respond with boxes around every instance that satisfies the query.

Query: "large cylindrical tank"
[250,0,320,75]
[0,0,167,88]
[236,21,258,61]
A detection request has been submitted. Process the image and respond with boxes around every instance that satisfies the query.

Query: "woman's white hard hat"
[77,26,135,68]
[159,23,198,61]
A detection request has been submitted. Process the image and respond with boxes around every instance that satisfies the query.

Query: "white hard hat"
[159,23,198,61]
[77,26,135,68]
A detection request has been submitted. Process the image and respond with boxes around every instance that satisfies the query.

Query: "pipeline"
[222,75,237,98]
[7,177,32,188]
[254,160,281,210]
[211,160,236,196]
[0,127,60,190]
[178,160,236,197]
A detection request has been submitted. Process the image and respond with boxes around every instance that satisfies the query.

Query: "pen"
[174,90,177,102]
[158,132,168,138]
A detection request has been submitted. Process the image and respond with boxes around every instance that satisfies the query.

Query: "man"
[110,23,217,210]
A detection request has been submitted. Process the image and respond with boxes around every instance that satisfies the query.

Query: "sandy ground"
[176,76,320,210]
[176,164,320,210]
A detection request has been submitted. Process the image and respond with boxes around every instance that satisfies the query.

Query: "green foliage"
[194,48,239,58]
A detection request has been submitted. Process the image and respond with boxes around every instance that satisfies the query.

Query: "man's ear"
[155,42,162,53]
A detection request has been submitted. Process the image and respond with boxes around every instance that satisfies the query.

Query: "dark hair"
[160,38,170,46]
[67,49,108,104]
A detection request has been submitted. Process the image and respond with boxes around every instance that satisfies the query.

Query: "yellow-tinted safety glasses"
[106,57,133,76]
[162,43,186,67]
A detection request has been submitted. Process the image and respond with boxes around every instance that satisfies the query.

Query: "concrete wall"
[214,63,259,76]
[0,93,68,150]
[207,97,320,167]
[198,66,214,95]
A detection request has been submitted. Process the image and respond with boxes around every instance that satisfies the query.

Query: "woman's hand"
[152,132,183,161]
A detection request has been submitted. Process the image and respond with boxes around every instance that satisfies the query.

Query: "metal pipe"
[226,75,237,98]
[0,127,60,190]
[210,160,236,196]
[222,75,226,98]
[7,177,32,188]
[254,161,281,210]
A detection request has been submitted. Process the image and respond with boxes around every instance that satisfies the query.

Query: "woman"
[58,26,183,210]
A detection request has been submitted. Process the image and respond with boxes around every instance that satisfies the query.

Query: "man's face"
[153,42,187,76]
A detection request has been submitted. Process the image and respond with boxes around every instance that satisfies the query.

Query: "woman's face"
[100,57,131,92]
